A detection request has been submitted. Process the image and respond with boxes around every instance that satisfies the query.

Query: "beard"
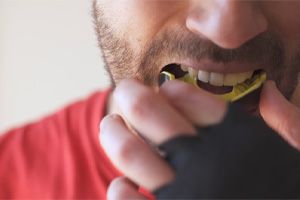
[92,1,300,100]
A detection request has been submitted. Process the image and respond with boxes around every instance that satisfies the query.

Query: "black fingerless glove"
[154,104,300,199]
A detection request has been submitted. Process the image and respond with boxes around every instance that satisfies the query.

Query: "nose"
[186,0,268,49]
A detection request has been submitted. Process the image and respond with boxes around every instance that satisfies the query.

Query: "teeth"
[182,65,255,86]
[209,72,224,86]
[197,70,209,83]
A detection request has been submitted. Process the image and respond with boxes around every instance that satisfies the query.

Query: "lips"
[160,63,263,95]
[159,61,267,114]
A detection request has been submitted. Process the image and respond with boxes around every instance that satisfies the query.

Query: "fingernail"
[99,114,120,147]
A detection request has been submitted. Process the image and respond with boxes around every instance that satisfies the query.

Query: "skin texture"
[92,1,300,199]
[93,0,300,98]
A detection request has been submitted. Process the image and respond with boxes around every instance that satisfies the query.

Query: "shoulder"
[0,89,119,198]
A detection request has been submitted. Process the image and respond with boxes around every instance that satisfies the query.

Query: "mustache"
[138,29,284,85]
[143,29,284,66]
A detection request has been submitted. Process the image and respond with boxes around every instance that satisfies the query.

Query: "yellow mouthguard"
[160,71,267,102]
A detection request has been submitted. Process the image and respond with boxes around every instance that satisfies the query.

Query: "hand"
[100,79,227,199]
[260,81,300,150]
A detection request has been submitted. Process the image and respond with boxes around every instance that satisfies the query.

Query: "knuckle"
[129,89,156,119]
[114,135,140,167]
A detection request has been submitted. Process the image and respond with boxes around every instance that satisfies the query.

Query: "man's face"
[93,0,300,109]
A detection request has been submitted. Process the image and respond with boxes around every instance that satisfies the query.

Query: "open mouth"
[159,63,266,102]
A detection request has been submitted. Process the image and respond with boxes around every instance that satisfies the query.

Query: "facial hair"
[92,1,300,100]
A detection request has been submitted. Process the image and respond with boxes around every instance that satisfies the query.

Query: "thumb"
[259,81,300,150]
[291,81,300,108]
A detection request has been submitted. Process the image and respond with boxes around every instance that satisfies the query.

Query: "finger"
[291,81,300,108]
[160,80,228,126]
[107,177,147,200]
[259,81,300,150]
[100,114,175,191]
[113,79,196,144]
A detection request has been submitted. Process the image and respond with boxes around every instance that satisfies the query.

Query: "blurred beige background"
[0,0,110,133]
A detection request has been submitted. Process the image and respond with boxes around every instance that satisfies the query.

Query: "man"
[1,0,300,199]
[95,0,300,198]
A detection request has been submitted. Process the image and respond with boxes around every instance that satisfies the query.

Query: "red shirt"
[0,90,121,199]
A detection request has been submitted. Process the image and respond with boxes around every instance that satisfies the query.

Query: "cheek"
[263,2,300,41]
[101,0,186,53]
[261,2,300,63]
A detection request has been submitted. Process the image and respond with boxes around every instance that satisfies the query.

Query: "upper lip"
[162,59,266,74]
